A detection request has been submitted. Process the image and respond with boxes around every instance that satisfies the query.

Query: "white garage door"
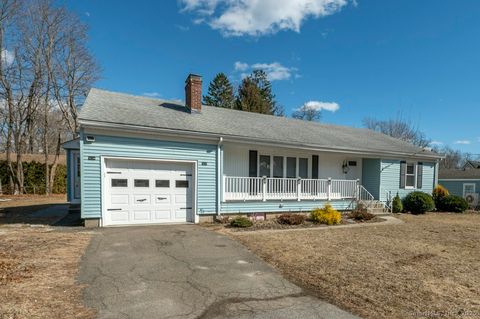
[103,159,194,226]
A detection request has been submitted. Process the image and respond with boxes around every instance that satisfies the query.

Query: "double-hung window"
[405,163,416,188]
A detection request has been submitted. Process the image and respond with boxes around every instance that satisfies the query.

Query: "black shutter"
[249,150,258,177]
[400,161,406,189]
[417,162,423,189]
[312,155,319,179]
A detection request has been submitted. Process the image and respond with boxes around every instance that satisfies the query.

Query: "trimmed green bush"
[0,160,67,194]
[230,216,253,228]
[437,195,468,213]
[402,191,434,215]
[277,213,306,225]
[392,193,403,214]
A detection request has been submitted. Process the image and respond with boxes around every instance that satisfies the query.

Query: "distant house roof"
[463,160,480,169]
[79,88,441,159]
[439,169,480,180]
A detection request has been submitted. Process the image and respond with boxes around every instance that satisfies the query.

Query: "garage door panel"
[104,159,193,226]
[111,194,129,205]
[133,210,151,221]
[110,210,129,222]
[175,209,187,219]
[134,195,151,204]
[154,194,171,204]
[155,210,171,220]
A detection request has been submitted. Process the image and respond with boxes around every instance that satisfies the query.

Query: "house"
[438,169,480,207]
[63,74,442,227]
[463,160,480,170]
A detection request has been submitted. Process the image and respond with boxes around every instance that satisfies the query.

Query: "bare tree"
[292,104,321,121]
[0,0,99,194]
[362,115,430,148]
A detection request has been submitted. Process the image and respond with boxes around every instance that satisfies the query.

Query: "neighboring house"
[463,160,480,170]
[63,74,442,227]
[439,169,480,206]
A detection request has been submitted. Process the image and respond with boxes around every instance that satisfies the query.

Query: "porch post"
[297,178,301,201]
[356,179,360,200]
[327,178,332,201]
[262,176,267,202]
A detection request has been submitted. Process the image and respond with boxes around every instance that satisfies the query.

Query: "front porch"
[219,142,384,213]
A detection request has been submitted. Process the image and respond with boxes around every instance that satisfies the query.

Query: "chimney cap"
[185,73,202,82]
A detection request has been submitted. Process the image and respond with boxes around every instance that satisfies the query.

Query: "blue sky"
[66,0,480,153]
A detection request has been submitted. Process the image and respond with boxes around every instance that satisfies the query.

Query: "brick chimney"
[185,74,202,113]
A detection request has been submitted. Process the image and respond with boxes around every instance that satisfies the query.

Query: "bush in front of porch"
[402,191,434,215]
[310,204,342,225]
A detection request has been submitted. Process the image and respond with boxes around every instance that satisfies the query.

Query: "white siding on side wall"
[223,142,362,181]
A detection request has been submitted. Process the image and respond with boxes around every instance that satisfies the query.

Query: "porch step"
[366,207,390,216]
[68,203,80,214]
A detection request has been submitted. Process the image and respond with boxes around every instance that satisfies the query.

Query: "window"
[286,157,296,178]
[463,183,476,196]
[299,158,308,178]
[259,155,271,177]
[273,156,284,178]
[405,163,416,188]
[134,179,149,187]
[156,180,170,188]
[176,180,189,188]
[111,179,128,187]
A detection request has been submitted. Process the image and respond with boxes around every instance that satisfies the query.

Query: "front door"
[72,151,81,200]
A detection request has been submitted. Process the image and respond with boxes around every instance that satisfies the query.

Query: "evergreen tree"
[236,77,269,114]
[235,69,282,115]
[203,73,235,108]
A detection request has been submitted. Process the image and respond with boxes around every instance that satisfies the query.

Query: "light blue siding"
[80,133,217,219]
[379,160,435,201]
[221,200,352,213]
[361,158,381,199]
[439,180,480,197]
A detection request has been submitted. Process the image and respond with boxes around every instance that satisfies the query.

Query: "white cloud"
[430,141,443,146]
[1,49,14,65]
[85,11,91,17]
[234,61,249,72]
[180,0,351,37]
[454,140,471,145]
[143,92,162,98]
[298,100,340,112]
[234,61,298,81]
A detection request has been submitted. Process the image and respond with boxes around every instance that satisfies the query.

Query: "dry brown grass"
[0,226,94,319]
[230,213,480,319]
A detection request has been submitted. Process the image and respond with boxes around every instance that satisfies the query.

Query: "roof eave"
[78,119,444,160]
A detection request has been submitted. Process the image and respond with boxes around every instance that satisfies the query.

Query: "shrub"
[230,216,253,228]
[277,213,306,225]
[348,210,375,221]
[392,193,403,214]
[310,204,342,225]
[402,191,435,215]
[432,185,449,208]
[437,195,468,213]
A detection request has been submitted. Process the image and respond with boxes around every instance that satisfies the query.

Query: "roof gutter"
[79,119,444,160]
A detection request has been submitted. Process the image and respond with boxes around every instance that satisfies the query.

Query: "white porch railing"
[223,176,359,202]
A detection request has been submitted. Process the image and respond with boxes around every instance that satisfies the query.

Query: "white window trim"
[463,183,476,197]
[257,154,309,178]
[405,162,417,189]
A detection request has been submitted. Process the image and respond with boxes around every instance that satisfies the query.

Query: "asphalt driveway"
[78,225,357,319]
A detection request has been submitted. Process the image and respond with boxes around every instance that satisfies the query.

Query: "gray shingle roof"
[79,88,441,159]
[439,169,480,179]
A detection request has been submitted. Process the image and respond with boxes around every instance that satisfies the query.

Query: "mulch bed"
[219,215,385,232]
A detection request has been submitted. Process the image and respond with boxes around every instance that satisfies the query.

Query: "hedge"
[0,160,66,194]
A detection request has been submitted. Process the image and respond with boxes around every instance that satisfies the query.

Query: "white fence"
[223,176,359,202]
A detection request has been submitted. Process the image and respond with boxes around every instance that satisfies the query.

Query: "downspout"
[217,137,223,216]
